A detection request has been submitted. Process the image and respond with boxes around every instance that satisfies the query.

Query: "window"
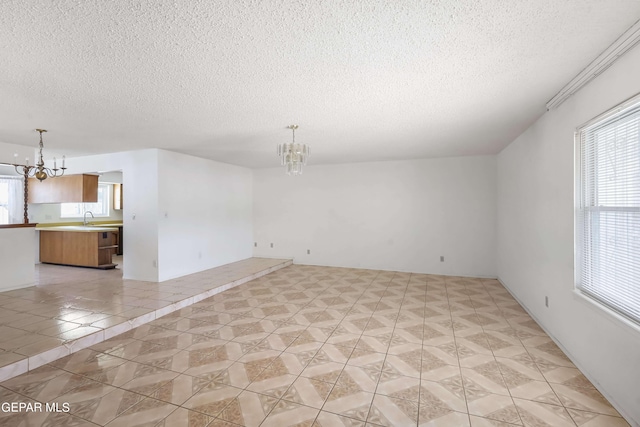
[61,183,110,218]
[0,181,9,224]
[0,176,23,224]
[577,96,640,325]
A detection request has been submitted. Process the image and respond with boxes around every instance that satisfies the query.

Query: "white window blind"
[0,176,24,224]
[577,99,640,325]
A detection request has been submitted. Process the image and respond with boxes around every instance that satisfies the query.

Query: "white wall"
[0,227,35,290]
[157,150,253,281]
[253,156,496,277]
[120,150,160,281]
[497,46,640,425]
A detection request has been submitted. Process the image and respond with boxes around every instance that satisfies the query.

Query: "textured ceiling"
[1,1,640,168]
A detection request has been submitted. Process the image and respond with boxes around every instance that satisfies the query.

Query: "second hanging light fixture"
[277,125,310,176]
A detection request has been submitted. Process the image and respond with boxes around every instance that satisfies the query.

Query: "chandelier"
[277,125,310,175]
[13,129,66,181]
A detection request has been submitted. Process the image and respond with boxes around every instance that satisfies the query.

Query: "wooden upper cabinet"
[28,174,99,204]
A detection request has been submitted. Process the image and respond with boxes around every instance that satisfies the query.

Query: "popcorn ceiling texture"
[0,0,639,167]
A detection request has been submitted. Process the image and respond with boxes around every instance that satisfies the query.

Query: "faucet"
[83,211,94,226]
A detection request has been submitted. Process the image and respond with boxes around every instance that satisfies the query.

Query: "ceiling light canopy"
[277,125,310,176]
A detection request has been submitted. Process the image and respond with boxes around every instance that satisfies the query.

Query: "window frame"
[574,92,640,328]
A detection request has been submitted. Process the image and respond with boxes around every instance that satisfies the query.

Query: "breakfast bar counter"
[38,225,119,269]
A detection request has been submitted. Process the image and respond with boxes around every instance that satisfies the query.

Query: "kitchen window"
[61,183,110,218]
[576,95,640,325]
[0,181,10,224]
[0,176,23,224]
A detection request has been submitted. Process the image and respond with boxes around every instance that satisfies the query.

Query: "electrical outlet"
[307,249,311,254]
[545,296,549,307]
[254,242,257,247]
[270,243,274,248]
[440,256,444,262]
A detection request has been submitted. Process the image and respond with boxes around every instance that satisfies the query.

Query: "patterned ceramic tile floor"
[0,264,630,426]
[0,257,291,382]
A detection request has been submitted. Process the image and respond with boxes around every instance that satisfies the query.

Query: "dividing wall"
[63,149,253,282]
[157,150,253,281]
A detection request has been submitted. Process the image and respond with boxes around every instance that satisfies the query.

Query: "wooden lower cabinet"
[111,230,120,256]
[40,231,117,269]
[40,231,65,264]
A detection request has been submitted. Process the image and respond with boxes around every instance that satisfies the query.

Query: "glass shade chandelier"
[277,125,310,175]
[13,129,66,181]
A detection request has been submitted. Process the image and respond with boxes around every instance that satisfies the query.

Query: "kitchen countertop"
[36,225,119,232]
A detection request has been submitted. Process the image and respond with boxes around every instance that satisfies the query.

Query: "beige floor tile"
[158,406,217,427]
[549,383,621,416]
[216,389,279,427]
[375,374,421,402]
[467,392,521,425]
[322,384,375,422]
[566,408,631,427]
[282,375,334,409]
[418,406,471,426]
[513,397,575,427]
[347,348,386,369]
[384,351,422,379]
[314,410,366,426]
[461,355,509,398]
[0,350,27,368]
[104,396,179,426]
[538,364,594,389]
[57,383,140,425]
[367,393,419,426]
[469,414,521,426]
[261,400,320,427]
[0,262,628,426]
[338,364,381,393]
[182,382,243,417]
[50,348,126,375]
[299,358,345,384]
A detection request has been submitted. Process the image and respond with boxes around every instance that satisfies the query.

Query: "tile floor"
[0,257,291,381]
[0,264,629,426]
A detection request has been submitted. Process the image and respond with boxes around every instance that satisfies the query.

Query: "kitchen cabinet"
[28,174,99,204]
[111,227,123,256]
[40,227,118,269]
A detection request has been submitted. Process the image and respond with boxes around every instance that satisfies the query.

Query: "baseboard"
[497,276,638,427]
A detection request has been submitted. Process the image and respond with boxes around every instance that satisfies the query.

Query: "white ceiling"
[1,1,640,168]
